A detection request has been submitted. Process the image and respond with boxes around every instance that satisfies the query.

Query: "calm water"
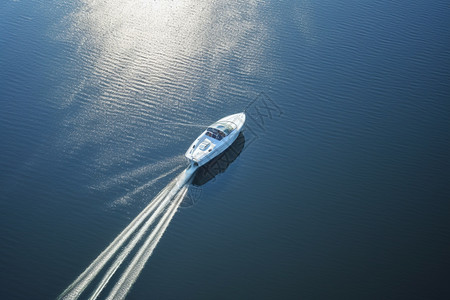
[1,0,450,299]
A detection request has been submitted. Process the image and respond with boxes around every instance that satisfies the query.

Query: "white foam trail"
[93,155,185,191]
[89,181,179,299]
[58,166,197,299]
[109,165,181,207]
[106,186,189,300]
[159,122,210,127]
[58,180,172,299]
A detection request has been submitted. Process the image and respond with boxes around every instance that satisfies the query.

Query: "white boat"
[185,112,246,167]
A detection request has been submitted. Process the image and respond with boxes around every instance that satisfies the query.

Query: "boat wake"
[58,166,197,300]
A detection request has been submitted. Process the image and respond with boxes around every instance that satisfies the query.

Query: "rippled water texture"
[1,0,449,299]
[54,0,272,169]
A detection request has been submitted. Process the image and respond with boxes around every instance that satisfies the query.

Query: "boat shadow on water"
[192,132,245,187]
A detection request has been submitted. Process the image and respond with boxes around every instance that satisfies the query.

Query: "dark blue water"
[1,0,449,299]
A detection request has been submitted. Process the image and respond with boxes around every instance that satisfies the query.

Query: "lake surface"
[1,0,449,299]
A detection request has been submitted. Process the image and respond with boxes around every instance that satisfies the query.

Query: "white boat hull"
[185,112,246,167]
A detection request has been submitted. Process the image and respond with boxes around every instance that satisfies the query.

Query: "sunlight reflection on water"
[54,0,271,171]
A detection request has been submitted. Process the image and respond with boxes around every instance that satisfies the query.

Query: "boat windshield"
[206,121,236,141]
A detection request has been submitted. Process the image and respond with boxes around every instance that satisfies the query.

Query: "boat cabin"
[205,121,237,141]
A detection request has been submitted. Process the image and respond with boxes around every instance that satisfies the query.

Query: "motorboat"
[185,112,246,167]
[192,132,245,186]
